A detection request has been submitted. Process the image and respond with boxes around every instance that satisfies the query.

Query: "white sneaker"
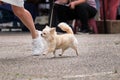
[32,31,46,56]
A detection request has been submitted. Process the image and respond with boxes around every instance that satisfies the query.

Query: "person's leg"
[108,0,119,20]
[52,4,74,25]
[95,0,100,20]
[52,4,74,32]
[99,0,108,19]
[11,5,38,39]
[75,3,90,32]
[87,5,97,19]
[11,5,46,55]
[87,5,97,33]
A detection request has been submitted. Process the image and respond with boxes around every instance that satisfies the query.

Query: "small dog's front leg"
[53,50,56,57]
[59,49,65,56]
[43,48,55,55]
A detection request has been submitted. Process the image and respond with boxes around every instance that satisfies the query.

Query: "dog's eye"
[43,33,46,35]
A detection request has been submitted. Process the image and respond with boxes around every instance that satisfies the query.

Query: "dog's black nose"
[41,34,43,37]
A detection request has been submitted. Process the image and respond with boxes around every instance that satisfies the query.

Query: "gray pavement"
[0,32,120,80]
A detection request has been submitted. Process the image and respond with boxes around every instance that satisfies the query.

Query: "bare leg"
[11,5,46,55]
[11,5,38,39]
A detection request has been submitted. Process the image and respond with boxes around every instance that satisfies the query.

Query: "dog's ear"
[50,28,56,34]
[45,25,50,28]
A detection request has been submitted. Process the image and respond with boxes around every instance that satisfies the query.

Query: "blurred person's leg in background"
[99,0,108,19]
[108,0,119,20]
[100,0,119,20]
[95,0,100,20]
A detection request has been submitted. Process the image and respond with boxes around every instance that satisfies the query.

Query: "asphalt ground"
[0,32,120,80]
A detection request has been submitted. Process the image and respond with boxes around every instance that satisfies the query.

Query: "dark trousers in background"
[51,3,97,32]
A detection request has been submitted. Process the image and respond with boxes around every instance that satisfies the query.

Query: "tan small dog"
[41,22,78,57]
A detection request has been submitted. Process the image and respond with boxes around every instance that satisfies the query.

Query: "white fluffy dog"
[41,22,78,57]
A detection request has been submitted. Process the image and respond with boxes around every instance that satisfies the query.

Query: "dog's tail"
[58,22,73,34]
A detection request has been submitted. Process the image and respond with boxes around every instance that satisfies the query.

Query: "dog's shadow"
[45,55,78,60]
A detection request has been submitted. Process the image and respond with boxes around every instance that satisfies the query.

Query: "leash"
[49,0,55,27]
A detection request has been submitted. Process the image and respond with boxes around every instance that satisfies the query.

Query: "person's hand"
[0,1,3,5]
[55,0,68,4]
[0,1,2,4]
[68,2,76,9]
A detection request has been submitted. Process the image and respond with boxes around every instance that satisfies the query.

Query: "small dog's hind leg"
[71,46,79,56]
